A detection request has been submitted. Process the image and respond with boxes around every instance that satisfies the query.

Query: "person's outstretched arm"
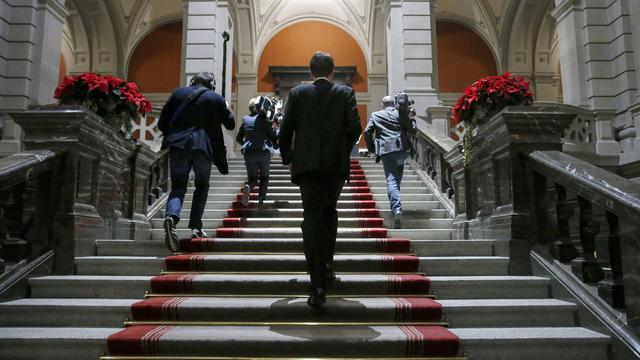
[363,115,377,154]
[219,97,235,130]
[344,88,362,149]
[158,91,177,134]
[279,93,297,165]
[235,119,245,145]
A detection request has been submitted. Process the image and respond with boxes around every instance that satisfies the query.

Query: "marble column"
[0,0,67,156]
[387,0,439,119]
[552,0,640,162]
[625,0,640,169]
[182,0,235,154]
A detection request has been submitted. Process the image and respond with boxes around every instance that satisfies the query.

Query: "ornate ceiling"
[61,0,555,79]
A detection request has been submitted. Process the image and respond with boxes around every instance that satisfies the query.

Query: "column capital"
[37,0,69,23]
[551,0,581,23]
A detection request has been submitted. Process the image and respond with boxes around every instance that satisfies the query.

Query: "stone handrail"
[146,148,170,221]
[524,149,640,335]
[415,104,640,342]
[409,122,460,216]
[0,150,65,279]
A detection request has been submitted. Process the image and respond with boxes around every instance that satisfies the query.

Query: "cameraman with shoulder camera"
[236,96,279,208]
[363,94,417,229]
[158,72,235,252]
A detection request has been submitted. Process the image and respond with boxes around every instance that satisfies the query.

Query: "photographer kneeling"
[363,94,417,229]
[236,96,279,208]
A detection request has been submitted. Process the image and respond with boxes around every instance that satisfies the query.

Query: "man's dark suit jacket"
[158,85,235,160]
[279,78,362,184]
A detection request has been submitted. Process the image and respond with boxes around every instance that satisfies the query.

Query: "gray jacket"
[364,107,416,156]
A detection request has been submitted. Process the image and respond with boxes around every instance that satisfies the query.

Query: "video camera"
[251,96,284,125]
[394,91,417,156]
[394,92,414,117]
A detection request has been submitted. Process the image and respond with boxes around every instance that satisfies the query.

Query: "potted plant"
[54,72,152,136]
[451,72,534,167]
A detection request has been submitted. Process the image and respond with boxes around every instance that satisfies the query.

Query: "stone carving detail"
[564,116,594,144]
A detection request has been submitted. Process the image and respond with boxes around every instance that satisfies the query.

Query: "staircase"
[0,157,610,359]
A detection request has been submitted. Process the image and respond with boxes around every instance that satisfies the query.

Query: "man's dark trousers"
[165,140,211,230]
[244,150,271,202]
[298,174,345,289]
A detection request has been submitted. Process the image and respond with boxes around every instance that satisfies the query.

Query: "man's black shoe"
[307,287,326,307]
[163,217,179,253]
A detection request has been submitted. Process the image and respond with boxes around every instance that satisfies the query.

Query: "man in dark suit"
[279,52,362,307]
[158,72,235,252]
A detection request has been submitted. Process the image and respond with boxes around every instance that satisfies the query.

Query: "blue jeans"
[244,151,271,202]
[165,147,212,230]
[381,151,409,215]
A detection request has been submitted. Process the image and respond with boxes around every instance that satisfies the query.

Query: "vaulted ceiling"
[61,0,555,78]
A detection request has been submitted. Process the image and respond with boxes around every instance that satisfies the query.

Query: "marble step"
[74,255,509,276]
[149,227,452,241]
[183,186,431,194]
[0,326,609,360]
[258,180,427,187]
[95,239,494,257]
[29,275,551,299]
[205,174,423,181]
[149,217,453,230]
[174,200,443,212]
[0,297,576,328]
[172,208,452,221]
[182,192,435,202]
[183,187,433,197]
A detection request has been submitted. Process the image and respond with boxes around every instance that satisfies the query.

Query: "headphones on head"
[190,72,216,90]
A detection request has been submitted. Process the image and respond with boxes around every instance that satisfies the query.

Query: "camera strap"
[170,87,208,126]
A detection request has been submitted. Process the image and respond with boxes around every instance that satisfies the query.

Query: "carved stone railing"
[146,149,170,220]
[416,104,640,341]
[409,122,459,216]
[0,150,64,278]
[524,151,640,332]
[0,106,160,284]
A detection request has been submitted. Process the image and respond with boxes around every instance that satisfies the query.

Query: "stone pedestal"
[425,106,451,137]
[460,106,576,274]
[11,106,159,273]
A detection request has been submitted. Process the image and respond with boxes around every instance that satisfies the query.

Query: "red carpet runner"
[106,159,460,358]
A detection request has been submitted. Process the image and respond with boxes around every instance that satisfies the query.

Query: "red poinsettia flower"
[451,72,534,125]
[54,72,153,129]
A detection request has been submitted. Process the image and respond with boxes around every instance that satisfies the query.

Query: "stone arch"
[254,17,371,74]
[60,0,122,76]
[124,15,184,78]
[256,20,369,93]
[435,0,502,71]
[503,0,553,79]
[436,20,498,93]
[533,8,562,102]
[123,0,184,78]
[127,21,183,93]
[252,0,371,72]
[61,1,91,74]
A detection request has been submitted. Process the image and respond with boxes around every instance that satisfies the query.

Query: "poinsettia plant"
[54,72,152,134]
[451,72,534,167]
[452,72,533,126]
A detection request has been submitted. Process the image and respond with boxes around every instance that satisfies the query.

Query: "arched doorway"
[127,21,183,142]
[256,21,369,146]
[436,20,498,95]
[127,21,183,93]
